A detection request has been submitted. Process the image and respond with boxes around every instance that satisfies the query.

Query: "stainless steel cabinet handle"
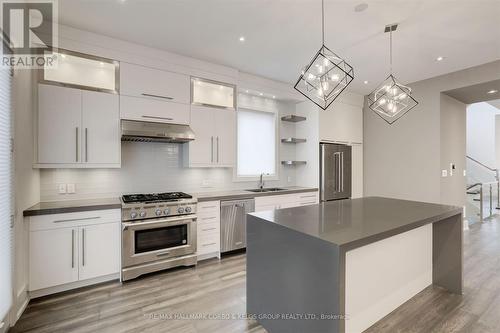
[141,93,174,100]
[75,127,79,162]
[216,136,219,163]
[156,251,171,257]
[141,115,174,121]
[54,217,101,223]
[202,227,217,232]
[340,152,344,192]
[211,136,214,163]
[85,128,88,162]
[202,242,217,247]
[71,229,75,268]
[201,216,216,221]
[82,228,85,267]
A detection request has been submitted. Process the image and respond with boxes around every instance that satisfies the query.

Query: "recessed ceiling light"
[239,36,245,42]
[363,80,368,84]
[487,89,498,94]
[259,92,263,96]
[436,56,444,61]
[272,95,276,99]
[245,90,249,93]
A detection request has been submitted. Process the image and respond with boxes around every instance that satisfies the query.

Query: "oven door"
[122,215,197,268]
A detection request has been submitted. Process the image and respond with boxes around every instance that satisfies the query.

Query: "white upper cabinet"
[192,78,236,109]
[319,94,364,143]
[120,62,190,103]
[37,84,120,168]
[43,50,118,93]
[120,95,190,125]
[184,105,235,167]
[82,90,120,164]
[38,84,82,164]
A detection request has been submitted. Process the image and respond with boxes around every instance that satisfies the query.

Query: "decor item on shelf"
[281,115,306,122]
[294,0,354,110]
[367,24,418,125]
[281,138,307,144]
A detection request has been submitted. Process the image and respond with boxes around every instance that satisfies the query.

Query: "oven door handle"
[122,215,197,230]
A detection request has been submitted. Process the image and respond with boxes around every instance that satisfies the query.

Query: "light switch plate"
[201,179,213,188]
[463,169,467,177]
[67,183,76,194]
[58,184,67,194]
[441,170,448,177]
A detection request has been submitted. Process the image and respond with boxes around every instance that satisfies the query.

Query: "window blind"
[237,108,276,177]
[0,61,13,320]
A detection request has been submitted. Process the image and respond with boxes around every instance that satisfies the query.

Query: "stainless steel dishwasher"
[220,198,255,253]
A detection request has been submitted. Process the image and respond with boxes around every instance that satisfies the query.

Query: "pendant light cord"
[322,0,325,45]
[390,29,393,74]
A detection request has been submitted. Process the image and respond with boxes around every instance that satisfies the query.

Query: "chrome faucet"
[259,173,267,190]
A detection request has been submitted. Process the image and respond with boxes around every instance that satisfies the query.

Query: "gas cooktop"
[122,192,193,204]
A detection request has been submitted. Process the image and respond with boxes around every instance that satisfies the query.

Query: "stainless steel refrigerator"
[320,143,352,201]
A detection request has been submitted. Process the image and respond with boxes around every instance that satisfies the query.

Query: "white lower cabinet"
[196,200,221,260]
[255,191,319,212]
[28,209,120,295]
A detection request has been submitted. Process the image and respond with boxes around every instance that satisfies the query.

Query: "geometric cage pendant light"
[294,0,354,110]
[368,24,418,124]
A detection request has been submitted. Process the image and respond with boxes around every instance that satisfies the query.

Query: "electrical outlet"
[58,184,67,194]
[287,176,292,183]
[67,183,76,194]
[441,170,448,177]
[201,179,212,188]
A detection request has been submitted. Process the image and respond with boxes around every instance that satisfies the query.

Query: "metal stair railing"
[466,155,500,211]
[467,183,483,222]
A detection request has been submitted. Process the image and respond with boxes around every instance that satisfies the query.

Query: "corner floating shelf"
[281,160,307,166]
[281,138,307,144]
[281,115,306,123]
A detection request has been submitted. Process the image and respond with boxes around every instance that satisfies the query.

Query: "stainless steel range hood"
[121,120,195,143]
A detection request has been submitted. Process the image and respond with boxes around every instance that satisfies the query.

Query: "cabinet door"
[78,223,120,281]
[38,84,82,164]
[29,228,78,290]
[82,91,120,165]
[214,109,236,167]
[120,62,190,103]
[120,95,190,125]
[187,105,215,166]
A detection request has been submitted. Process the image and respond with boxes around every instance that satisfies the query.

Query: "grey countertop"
[23,187,318,217]
[249,196,462,249]
[193,186,318,202]
[23,198,122,217]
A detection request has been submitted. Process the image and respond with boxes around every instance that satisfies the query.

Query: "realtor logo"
[1,0,58,68]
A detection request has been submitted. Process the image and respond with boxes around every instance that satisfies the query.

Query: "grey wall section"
[440,94,466,206]
[364,60,500,206]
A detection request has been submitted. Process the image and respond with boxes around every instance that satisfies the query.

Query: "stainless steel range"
[121,192,197,281]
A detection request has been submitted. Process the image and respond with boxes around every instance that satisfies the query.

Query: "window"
[237,108,276,177]
[0,63,12,319]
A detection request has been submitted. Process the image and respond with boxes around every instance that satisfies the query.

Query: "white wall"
[12,70,40,325]
[466,102,500,183]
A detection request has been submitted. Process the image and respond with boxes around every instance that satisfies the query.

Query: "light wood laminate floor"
[12,216,500,333]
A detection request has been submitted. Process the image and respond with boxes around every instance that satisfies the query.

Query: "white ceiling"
[58,0,500,94]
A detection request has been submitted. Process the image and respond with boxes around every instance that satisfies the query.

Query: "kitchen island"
[246,197,463,333]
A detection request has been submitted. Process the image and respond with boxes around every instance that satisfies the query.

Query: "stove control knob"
[139,211,147,218]
[155,209,162,216]
[185,206,192,213]
[177,207,185,214]
[130,212,138,219]
[163,208,170,215]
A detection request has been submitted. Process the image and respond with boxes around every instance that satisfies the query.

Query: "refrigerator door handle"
[341,151,344,192]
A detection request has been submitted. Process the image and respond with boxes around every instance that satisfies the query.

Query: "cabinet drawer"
[29,209,121,231]
[198,221,219,235]
[120,63,190,103]
[197,235,220,255]
[120,95,190,125]
[198,215,219,225]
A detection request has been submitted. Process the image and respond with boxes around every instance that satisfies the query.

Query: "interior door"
[38,84,82,164]
[29,228,78,290]
[214,108,236,166]
[188,105,215,166]
[78,223,120,281]
[82,90,120,165]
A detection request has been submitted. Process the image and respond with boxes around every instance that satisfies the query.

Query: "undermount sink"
[246,188,286,193]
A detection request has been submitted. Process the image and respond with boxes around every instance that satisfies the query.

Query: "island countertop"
[249,196,462,250]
